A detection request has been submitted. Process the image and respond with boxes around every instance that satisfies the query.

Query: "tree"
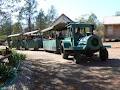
[77,14,89,23]
[46,5,57,26]
[95,23,104,36]
[36,9,47,30]
[0,0,22,34]
[115,11,120,16]
[12,22,22,34]
[19,0,37,32]
[87,13,98,24]
[1,17,12,35]
[78,13,105,38]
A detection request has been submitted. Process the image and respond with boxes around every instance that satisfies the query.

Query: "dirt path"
[1,42,120,90]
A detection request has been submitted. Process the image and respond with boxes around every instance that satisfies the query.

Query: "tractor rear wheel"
[99,47,108,61]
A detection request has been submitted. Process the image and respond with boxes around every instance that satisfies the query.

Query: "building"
[104,16,120,41]
[42,14,73,32]
[51,14,73,30]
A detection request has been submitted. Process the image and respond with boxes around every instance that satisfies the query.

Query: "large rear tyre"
[99,47,108,61]
[63,50,69,59]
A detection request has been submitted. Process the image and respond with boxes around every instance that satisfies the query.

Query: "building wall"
[104,24,120,39]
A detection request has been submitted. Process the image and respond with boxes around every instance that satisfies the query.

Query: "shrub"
[9,51,26,67]
[0,50,26,87]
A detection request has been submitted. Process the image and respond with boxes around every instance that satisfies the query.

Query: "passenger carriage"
[7,30,43,50]
[41,26,67,53]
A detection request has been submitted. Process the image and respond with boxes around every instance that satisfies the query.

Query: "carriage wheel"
[34,48,38,51]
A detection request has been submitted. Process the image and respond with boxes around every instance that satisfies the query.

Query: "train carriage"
[42,26,66,53]
[7,33,23,49]
[7,30,43,50]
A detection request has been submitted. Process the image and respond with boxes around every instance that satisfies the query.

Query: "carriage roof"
[8,33,22,37]
[23,30,39,35]
[67,23,95,27]
[8,30,40,38]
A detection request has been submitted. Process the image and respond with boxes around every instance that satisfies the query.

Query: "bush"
[9,51,26,67]
[0,35,7,41]
[0,50,26,87]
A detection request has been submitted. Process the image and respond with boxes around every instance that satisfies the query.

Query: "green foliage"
[115,11,120,16]
[1,17,12,35]
[19,0,37,32]
[95,23,104,38]
[46,5,57,25]
[0,64,12,78]
[87,13,97,24]
[0,50,26,86]
[0,35,7,41]
[35,5,57,30]
[78,13,97,24]
[78,13,104,38]
[36,9,48,30]
[12,22,22,34]
[10,51,26,67]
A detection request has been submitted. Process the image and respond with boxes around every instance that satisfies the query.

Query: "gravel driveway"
[1,43,120,90]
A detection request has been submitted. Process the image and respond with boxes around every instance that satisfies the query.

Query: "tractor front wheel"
[74,54,85,64]
[99,47,108,61]
[63,50,69,59]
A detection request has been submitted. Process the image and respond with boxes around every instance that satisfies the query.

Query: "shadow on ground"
[4,57,120,90]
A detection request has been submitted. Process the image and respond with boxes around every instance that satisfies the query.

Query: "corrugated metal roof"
[104,16,120,25]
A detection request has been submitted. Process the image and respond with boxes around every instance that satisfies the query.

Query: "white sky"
[12,0,120,23]
[37,0,120,22]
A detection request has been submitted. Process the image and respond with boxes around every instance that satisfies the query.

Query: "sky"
[37,0,120,22]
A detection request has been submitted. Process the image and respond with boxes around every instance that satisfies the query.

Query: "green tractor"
[61,23,108,63]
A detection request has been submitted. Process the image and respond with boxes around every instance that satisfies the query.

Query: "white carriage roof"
[41,26,54,32]
[8,33,22,37]
[8,30,40,37]
[23,30,39,35]
[104,16,120,25]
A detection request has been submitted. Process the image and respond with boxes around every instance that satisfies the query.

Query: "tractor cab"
[65,23,95,46]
